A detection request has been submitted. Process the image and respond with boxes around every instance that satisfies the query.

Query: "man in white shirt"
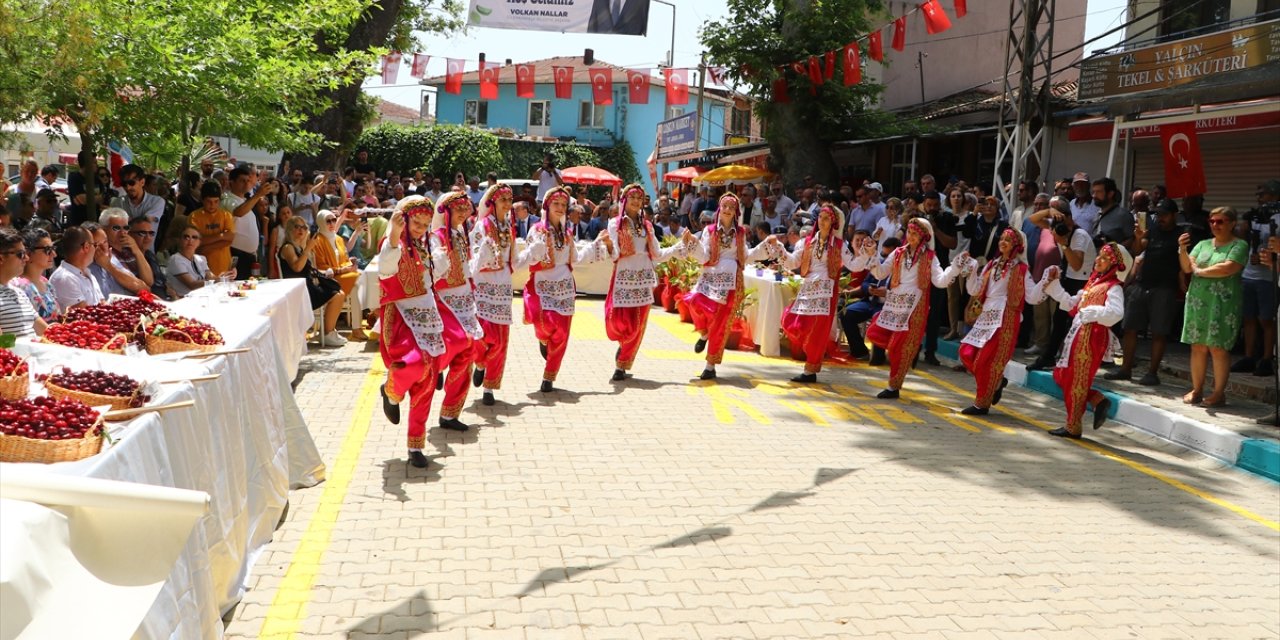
[110,164,165,250]
[35,165,59,192]
[223,166,277,279]
[1028,196,1097,371]
[847,186,885,234]
[769,182,796,225]
[49,226,106,310]
[1068,171,1100,236]
[532,154,564,205]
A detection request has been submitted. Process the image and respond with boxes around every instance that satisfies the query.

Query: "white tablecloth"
[742,268,794,358]
[172,278,313,382]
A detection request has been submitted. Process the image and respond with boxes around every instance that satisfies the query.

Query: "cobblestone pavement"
[227,299,1280,640]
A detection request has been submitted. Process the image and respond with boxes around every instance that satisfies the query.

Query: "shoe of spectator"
[922,353,941,366]
[1253,358,1274,377]
[1024,345,1043,356]
[1103,369,1131,381]
[1137,372,1161,386]
[1230,357,1257,373]
[322,331,347,347]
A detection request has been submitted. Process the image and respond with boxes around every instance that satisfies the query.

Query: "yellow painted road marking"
[687,384,772,425]
[649,310,699,344]
[259,355,386,639]
[915,370,1280,533]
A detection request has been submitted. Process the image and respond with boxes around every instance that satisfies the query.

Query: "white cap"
[867,182,883,192]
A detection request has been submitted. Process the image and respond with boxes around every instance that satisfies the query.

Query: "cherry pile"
[0,349,27,378]
[41,369,150,406]
[0,397,102,441]
[64,298,165,336]
[146,313,223,346]
[43,321,128,351]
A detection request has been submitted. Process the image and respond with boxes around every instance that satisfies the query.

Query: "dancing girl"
[468,183,517,406]
[429,191,484,432]
[779,203,861,384]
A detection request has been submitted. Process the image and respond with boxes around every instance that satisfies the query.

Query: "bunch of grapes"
[42,321,128,351]
[0,396,102,441]
[0,349,27,378]
[42,369,150,407]
[146,313,224,346]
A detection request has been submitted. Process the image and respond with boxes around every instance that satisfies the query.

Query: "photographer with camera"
[1233,180,1280,377]
[532,154,564,207]
[1105,199,1183,385]
[1026,196,1097,371]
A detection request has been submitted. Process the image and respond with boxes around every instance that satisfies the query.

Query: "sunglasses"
[33,245,56,255]
[1209,218,1229,226]
[1,250,28,259]
[131,229,157,237]
[123,179,140,187]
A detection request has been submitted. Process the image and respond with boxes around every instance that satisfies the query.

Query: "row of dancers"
[376,184,1131,466]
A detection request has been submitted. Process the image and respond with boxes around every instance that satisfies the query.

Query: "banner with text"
[467,0,651,36]
[657,112,698,160]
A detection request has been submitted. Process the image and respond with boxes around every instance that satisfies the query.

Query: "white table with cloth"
[2,279,325,640]
[739,268,839,358]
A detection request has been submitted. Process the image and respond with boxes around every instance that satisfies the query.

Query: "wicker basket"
[0,417,105,464]
[44,380,136,411]
[144,329,218,355]
[0,371,28,401]
[40,333,128,355]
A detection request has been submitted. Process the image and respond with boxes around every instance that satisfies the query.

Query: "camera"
[1052,221,1071,237]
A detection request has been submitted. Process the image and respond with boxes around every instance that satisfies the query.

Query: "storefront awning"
[1068,98,1280,142]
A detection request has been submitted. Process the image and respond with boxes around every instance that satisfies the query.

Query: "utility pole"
[916,51,927,105]
[993,0,1056,204]
[694,53,707,151]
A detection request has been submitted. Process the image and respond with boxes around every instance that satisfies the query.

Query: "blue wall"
[432,81,727,195]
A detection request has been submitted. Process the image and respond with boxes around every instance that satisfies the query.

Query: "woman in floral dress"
[1179,206,1247,408]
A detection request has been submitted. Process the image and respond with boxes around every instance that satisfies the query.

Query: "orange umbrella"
[560,165,623,187]
[664,166,707,184]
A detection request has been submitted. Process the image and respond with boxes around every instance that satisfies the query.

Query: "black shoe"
[540,343,548,360]
[790,373,817,384]
[951,363,967,372]
[1026,358,1053,372]
[699,368,717,380]
[876,388,899,399]
[472,367,485,388]
[439,417,470,432]
[436,372,444,391]
[1048,427,1080,439]
[694,337,707,354]
[611,368,631,382]
[1103,369,1131,381]
[1093,397,1111,431]
[1254,358,1274,377]
[868,351,887,366]
[380,384,400,425]
[1137,372,1161,386]
[992,377,1008,405]
[1230,357,1256,373]
[850,347,870,360]
[922,353,941,366]
[960,405,989,416]
[407,450,429,468]
[540,380,554,393]
[482,391,495,406]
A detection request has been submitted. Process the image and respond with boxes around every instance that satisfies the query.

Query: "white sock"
[706,363,716,371]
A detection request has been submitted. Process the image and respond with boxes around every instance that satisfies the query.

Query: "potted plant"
[727,287,757,351]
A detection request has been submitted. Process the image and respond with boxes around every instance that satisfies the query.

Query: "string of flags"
[377,0,963,106]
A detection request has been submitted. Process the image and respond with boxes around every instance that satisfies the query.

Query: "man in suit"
[512,201,540,239]
[568,204,590,240]
[588,0,649,35]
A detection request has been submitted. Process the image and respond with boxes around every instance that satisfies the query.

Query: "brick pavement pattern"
[227,299,1280,640]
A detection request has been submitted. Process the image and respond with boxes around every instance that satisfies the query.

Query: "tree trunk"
[288,0,405,176]
[765,0,840,189]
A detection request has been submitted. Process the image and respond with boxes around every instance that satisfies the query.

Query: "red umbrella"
[664,166,707,184]
[560,165,623,187]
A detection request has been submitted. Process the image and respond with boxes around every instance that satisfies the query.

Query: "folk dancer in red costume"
[1043,242,1132,438]
[954,229,1052,415]
[376,196,448,468]
[779,204,862,384]
[684,193,780,380]
[858,217,968,398]
[520,186,610,393]
[428,191,485,432]
[604,183,686,382]
[468,183,517,406]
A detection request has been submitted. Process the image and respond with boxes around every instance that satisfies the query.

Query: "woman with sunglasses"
[12,228,61,321]
[0,227,45,338]
[280,216,347,347]
[313,209,364,338]
[168,223,233,297]
[1179,206,1248,408]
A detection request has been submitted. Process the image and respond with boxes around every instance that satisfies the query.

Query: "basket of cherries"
[0,348,29,401]
[0,396,105,463]
[39,367,151,412]
[64,295,167,346]
[41,320,131,354]
[142,312,225,355]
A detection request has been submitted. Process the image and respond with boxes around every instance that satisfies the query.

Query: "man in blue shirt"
[842,234,899,362]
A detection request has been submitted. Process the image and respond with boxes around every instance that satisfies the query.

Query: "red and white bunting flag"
[842,42,862,86]
[479,62,500,100]
[515,63,536,98]
[409,53,430,79]
[590,67,613,105]
[706,65,727,85]
[663,68,689,105]
[627,69,650,104]
[806,56,823,94]
[1160,121,1207,198]
[552,66,573,99]
[445,58,465,94]
[921,0,953,34]
[772,73,790,103]
[893,17,907,51]
[823,51,836,81]
[381,52,402,85]
[868,31,884,62]
[954,0,967,18]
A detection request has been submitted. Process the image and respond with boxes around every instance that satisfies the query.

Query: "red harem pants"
[605,286,650,371]
[958,306,1022,408]
[434,300,474,420]
[781,288,840,375]
[866,292,930,391]
[472,318,510,390]
[1052,322,1109,435]
[524,278,573,382]
[379,303,440,450]
[686,290,737,366]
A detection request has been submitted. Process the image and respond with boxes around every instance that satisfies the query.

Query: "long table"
[4,278,324,639]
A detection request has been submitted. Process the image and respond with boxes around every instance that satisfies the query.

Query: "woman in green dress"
[1178,206,1247,408]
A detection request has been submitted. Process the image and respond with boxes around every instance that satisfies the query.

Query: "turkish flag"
[921,0,953,34]
[381,52,402,85]
[409,53,430,79]
[552,66,573,99]
[807,56,823,89]
[1160,122,1207,198]
[823,51,836,81]
[664,68,689,105]
[893,17,906,51]
[627,70,650,104]
[954,0,967,18]
[445,58,465,94]
[515,63,535,98]
[772,75,790,103]
[707,66,727,85]
[590,67,613,105]
[842,43,861,86]
[479,62,500,100]
[868,31,884,62]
